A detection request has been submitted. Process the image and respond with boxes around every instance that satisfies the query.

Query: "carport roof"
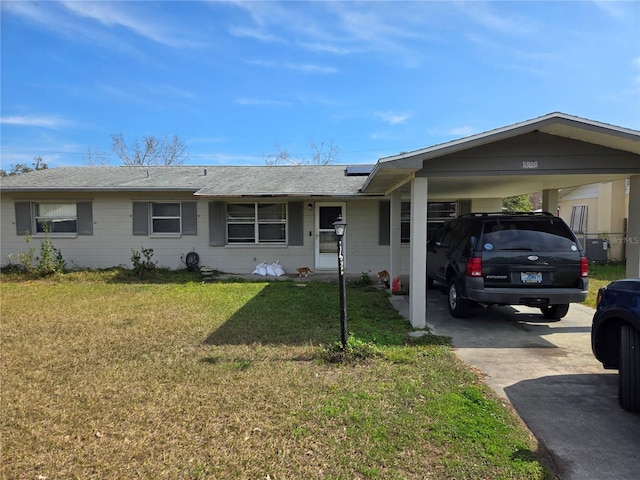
[362,112,640,196]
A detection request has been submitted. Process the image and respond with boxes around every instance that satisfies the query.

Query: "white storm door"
[315,203,345,269]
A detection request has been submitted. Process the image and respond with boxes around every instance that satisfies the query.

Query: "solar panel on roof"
[344,165,374,176]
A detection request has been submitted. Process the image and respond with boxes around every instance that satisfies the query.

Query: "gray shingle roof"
[0,165,369,197]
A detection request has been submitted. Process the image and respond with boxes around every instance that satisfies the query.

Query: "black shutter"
[15,202,32,235]
[77,202,93,235]
[209,201,225,246]
[132,202,149,235]
[181,202,197,235]
[379,200,390,246]
[288,201,304,246]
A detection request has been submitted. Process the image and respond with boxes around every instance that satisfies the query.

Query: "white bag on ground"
[252,262,268,276]
[271,261,285,276]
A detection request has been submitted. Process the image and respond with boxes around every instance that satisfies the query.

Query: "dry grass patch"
[2,270,551,479]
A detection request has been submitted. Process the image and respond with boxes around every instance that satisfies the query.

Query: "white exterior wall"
[1,192,214,270]
[471,198,502,212]
[1,193,400,276]
[342,199,407,277]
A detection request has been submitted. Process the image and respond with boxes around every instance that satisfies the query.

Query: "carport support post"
[542,189,559,215]
[626,175,640,278]
[409,176,428,329]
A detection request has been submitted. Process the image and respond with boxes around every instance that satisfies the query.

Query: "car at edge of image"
[591,278,640,413]
[426,211,589,319]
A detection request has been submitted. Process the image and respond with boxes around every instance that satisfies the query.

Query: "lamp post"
[332,215,348,350]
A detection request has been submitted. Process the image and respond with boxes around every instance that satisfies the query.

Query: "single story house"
[2,112,640,327]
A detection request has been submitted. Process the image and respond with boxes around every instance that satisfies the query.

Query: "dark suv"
[427,212,588,319]
[591,278,640,412]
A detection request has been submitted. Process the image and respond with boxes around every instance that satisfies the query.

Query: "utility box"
[586,238,608,263]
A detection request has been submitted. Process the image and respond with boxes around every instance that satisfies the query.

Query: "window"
[15,201,93,236]
[399,201,458,242]
[151,202,181,234]
[570,205,587,234]
[482,220,578,251]
[132,201,197,236]
[227,203,286,244]
[401,202,411,243]
[35,203,77,233]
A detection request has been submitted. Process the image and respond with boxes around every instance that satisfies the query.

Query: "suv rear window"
[481,219,579,252]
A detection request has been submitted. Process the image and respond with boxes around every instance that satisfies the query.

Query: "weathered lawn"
[1,270,552,479]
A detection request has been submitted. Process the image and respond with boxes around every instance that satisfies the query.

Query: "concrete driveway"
[393,288,640,480]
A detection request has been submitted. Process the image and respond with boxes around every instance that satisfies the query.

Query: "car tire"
[619,324,640,412]
[448,277,471,318]
[540,304,570,320]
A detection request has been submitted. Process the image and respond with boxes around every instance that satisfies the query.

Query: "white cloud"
[591,0,628,18]
[448,126,478,137]
[3,1,202,51]
[229,26,279,43]
[375,112,412,126]
[226,1,437,68]
[59,1,202,48]
[457,2,536,35]
[1,115,70,129]
[247,60,337,75]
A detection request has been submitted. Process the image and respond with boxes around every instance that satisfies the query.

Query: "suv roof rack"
[458,211,555,218]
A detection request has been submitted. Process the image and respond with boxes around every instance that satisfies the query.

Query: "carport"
[363,112,640,328]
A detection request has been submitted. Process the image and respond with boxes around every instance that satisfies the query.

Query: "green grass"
[584,262,627,307]
[1,269,553,479]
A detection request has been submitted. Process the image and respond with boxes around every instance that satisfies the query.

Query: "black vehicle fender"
[593,309,640,370]
[445,264,465,296]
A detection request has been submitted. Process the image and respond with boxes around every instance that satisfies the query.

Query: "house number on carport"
[522,161,538,169]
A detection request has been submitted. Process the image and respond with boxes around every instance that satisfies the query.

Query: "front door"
[315,203,345,270]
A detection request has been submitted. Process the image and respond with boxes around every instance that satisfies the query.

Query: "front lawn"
[1,270,552,479]
[584,262,627,307]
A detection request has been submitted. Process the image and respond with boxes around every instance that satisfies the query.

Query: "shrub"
[36,233,66,276]
[7,230,65,276]
[131,247,157,278]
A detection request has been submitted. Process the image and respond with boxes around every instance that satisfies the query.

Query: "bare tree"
[85,147,109,165]
[310,140,339,165]
[263,143,294,165]
[264,140,339,165]
[110,133,189,165]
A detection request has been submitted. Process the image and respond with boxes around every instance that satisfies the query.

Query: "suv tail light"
[466,257,482,277]
[580,257,588,277]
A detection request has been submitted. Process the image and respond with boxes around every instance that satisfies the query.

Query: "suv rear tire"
[448,277,471,318]
[619,324,640,412]
[540,304,570,320]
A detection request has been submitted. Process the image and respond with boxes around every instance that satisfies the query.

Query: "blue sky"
[1,1,639,169]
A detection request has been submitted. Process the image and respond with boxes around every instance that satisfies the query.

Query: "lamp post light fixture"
[332,215,348,350]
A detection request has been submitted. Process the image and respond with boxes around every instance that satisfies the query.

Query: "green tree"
[1,157,48,177]
[502,194,533,213]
